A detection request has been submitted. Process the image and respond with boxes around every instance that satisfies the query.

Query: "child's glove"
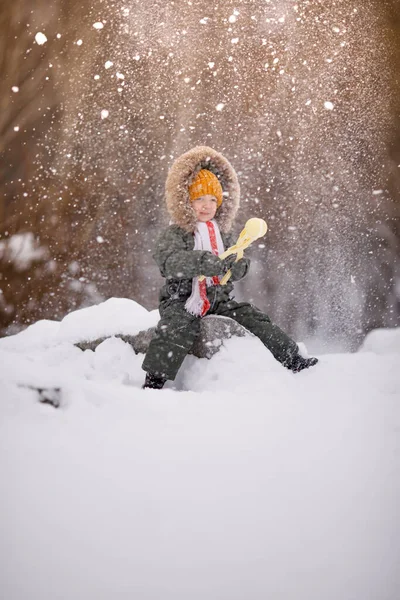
[200,252,226,277]
[230,257,249,281]
[222,255,249,281]
[222,254,237,270]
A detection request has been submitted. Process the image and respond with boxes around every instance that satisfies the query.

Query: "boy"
[142,146,317,389]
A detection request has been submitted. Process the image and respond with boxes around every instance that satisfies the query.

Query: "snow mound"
[178,335,284,394]
[0,319,59,351]
[358,327,400,355]
[57,297,159,343]
[1,300,400,600]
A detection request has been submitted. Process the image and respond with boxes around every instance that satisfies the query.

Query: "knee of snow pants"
[214,300,298,365]
[142,301,201,381]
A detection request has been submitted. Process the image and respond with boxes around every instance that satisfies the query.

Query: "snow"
[34,32,47,45]
[56,297,159,343]
[358,327,400,355]
[0,299,399,600]
[0,232,47,271]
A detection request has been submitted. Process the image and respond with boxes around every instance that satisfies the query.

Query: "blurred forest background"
[1,0,399,350]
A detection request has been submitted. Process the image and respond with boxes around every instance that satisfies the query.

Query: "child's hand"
[229,257,249,281]
[222,254,237,271]
[221,255,249,281]
[200,252,226,277]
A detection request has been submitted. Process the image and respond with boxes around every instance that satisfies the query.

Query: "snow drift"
[0,298,399,600]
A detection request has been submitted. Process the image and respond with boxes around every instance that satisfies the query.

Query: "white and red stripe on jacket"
[185,220,225,317]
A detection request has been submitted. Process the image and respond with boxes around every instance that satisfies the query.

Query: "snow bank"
[0,319,59,350]
[1,299,400,600]
[0,297,159,351]
[57,297,159,343]
[358,327,400,355]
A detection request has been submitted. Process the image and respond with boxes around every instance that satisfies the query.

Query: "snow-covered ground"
[1,298,399,600]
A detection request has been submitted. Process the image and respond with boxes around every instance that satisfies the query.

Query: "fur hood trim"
[165,146,240,233]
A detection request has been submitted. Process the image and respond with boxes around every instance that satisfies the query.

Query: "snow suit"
[142,146,300,381]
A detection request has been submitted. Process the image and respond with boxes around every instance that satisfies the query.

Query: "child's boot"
[287,355,318,373]
[142,372,167,390]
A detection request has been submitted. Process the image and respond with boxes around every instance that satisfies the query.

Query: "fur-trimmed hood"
[165,146,240,233]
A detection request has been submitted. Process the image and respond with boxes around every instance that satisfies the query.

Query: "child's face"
[192,195,218,222]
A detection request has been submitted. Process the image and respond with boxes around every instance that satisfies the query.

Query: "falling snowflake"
[35,32,47,45]
[101,110,109,119]
[93,22,104,30]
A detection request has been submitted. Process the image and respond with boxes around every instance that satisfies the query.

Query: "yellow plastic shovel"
[219,217,268,284]
[199,217,268,285]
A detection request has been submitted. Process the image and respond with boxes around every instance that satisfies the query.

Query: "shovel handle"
[220,249,244,285]
[198,218,267,283]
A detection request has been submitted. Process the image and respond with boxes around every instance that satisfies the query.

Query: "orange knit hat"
[188,169,223,207]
